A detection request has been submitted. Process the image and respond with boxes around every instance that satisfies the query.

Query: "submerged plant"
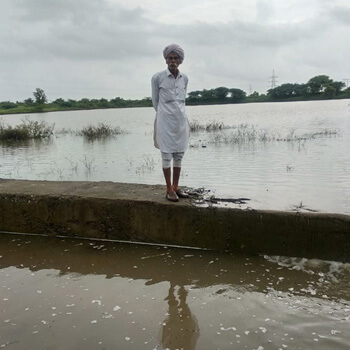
[205,121,227,131]
[286,164,294,172]
[0,117,54,141]
[135,155,155,174]
[276,129,340,142]
[55,127,74,135]
[209,124,258,144]
[189,119,205,132]
[189,119,230,132]
[77,123,127,140]
[81,155,95,176]
[208,124,340,145]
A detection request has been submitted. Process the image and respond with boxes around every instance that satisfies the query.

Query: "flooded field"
[1,233,350,349]
[1,100,349,348]
[1,99,349,214]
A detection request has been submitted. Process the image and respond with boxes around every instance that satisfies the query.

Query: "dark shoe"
[175,188,189,198]
[166,192,179,202]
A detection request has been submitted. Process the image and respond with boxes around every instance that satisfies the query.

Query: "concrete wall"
[1,179,350,261]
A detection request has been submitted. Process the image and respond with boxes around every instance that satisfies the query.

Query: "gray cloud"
[0,0,349,101]
[329,5,350,25]
[2,0,158,62]
[256,0,275,22]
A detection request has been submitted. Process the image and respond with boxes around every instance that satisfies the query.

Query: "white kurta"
[151,69,190,153]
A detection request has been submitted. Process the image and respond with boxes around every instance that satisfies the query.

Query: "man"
[151,44,190,202]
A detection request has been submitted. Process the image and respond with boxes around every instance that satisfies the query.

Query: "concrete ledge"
[0,179,349,262]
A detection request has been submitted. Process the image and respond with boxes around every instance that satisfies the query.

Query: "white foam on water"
[264,255,350,282]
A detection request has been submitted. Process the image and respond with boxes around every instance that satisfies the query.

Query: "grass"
[0,117,54,141]
[77,123,127,140]
[190,119,230,132]
[81,155,95,174]
[135,156,155,174]
[209,124,259,144]
[0,120,126,142]
[208,124,340,145]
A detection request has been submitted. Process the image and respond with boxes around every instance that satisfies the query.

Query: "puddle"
[1,233,350,349]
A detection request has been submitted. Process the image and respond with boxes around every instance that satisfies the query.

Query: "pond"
[0,99,349,214]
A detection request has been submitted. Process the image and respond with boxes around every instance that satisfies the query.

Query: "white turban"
[163,44,185,64]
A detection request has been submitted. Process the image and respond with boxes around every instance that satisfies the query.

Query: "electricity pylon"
[269,70,278,89]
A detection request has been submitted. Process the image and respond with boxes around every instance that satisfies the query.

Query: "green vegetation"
[190,119,229,132]
[0,117,126,142]
[266,75,348,100]
[1,75,349,115]
[187,87,246,105]
[0,89,153,115]
[33,88,47,106]
[0,117,54,141]
[206,124,340,145]
[77,123,127,140]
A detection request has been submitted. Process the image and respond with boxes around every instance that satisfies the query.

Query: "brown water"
[1,233,350,349]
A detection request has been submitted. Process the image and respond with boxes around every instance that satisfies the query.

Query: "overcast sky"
[1,0,349,102]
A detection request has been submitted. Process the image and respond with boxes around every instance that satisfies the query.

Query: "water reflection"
[0,137,54,149]
[1,234,350,349]
[1,234,350,300]
[160,284,199,350]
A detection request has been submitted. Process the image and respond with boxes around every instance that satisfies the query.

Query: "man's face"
[166,52,181,70]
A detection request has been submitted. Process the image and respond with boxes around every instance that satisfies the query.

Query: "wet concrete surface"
[1,179,350,262]
[1,233,350,350]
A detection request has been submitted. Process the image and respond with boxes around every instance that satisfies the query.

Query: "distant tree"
[323,84,336,97]
[228,88,246,102]
[329,81,345,95]
[53,98,76,108]
[33,88,47,105]
[140,97,152,106]
[246,91,261,102]
[201,89,215,102]
[110,97,127,107]
[24,98,35,106]
[268,84,295,99]
[66,99,77,108]
[293,83,308,97]
[268,83,313,99]
[214,87,229,100]
[77,98,93,109]
[343,87,350,96]
[0,101,17,109]
[267,87,277,98]
[307,75,332,94]
[98,98,109,108]
[249,91,259,97]
[187,91,202,102]
[90,99,100,108]
[187,87,246,104]
[53,98,65,106]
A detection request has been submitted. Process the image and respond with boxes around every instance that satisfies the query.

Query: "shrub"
[190,119,229,132]
[0,117,54,141]
[78,123,126,140]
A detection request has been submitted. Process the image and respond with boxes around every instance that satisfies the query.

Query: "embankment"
[0,179,349,261]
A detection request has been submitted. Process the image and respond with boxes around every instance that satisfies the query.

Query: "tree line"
[0,88,152,114]
[187,75,349,104]
[266,75,348,100]
[1,75,350,114]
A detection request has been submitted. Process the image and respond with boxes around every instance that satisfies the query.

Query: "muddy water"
[1,234,350,350]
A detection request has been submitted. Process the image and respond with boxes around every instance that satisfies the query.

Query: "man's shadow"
[159,283,200,350]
